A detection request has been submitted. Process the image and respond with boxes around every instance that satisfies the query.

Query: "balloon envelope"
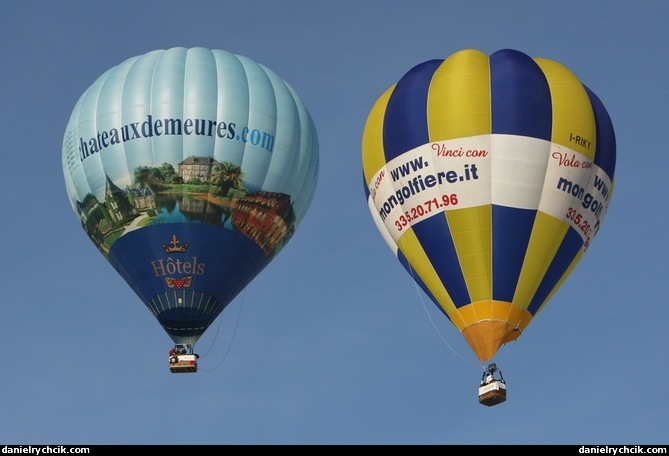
[361,48,615,362]
[63,47,319,345]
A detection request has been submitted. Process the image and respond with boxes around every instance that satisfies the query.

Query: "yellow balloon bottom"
[450,300,533,362]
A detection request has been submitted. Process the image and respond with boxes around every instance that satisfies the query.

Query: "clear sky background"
[2,0,667,445]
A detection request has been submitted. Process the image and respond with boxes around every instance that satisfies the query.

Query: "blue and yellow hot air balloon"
[361,48,615,404]
[62,47,319,372]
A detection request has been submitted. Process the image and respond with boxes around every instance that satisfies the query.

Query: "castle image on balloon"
[72,155,296,259]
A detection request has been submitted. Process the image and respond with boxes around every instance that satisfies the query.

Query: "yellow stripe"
[427,49,491,140]
[534,58,597,160]
[427,49,493,308]
[361,85,395,184]
[446,206,492,302]
[514,212,570,308]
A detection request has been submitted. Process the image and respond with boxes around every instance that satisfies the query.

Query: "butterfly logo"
[164,276,193,289]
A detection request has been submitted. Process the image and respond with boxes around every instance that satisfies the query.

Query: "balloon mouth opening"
[461,320,526,362]
[452,301,533,362]
[151,293,226,345]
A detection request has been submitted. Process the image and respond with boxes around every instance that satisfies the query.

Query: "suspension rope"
[197,289,246,373]
[399,236,477,368]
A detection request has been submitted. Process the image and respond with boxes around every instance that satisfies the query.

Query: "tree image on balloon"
[62,48,319,373]
[361,49,616,405]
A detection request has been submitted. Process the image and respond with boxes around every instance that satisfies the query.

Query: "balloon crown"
[162,234,189,254]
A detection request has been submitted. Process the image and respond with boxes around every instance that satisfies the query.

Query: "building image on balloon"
[231,191,296,257]
[70,155,296,260]
[178,155,217,183]
[73,176,155,254]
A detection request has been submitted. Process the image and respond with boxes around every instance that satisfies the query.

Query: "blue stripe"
[492,206,535,301]
[584,85,616,180]
[412,215,471,307]
[527,228,583,315]
[383,60,443,161]
[490,49,552,140]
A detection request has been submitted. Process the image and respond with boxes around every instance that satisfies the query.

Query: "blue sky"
[1,0,667,445]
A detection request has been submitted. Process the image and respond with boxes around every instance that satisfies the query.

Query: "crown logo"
[162,234,189,253]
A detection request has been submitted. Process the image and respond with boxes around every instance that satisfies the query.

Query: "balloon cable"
[402,246,477,368]
[197,289,246,372]
[405,261,515,372]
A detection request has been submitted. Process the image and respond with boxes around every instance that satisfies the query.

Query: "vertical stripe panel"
[491,206,534,302]
[411,214,470,307]
[427,49,491,140]
[585,86,616,179]
[446,206,492,303]
[490,49,553,140]
[489,51,553,304]
[426,49,492,304]
[383,60,442,160]
[535,58,597,159]
[362,86,394,184]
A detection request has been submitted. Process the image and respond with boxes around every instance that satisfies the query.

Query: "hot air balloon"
[361,48,615,405]
[62,47,319,373]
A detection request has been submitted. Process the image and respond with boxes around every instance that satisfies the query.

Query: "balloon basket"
[168,354,198,373]
[478,380,507,406]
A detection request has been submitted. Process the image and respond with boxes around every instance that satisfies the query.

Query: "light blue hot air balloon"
[62,47,319,372]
